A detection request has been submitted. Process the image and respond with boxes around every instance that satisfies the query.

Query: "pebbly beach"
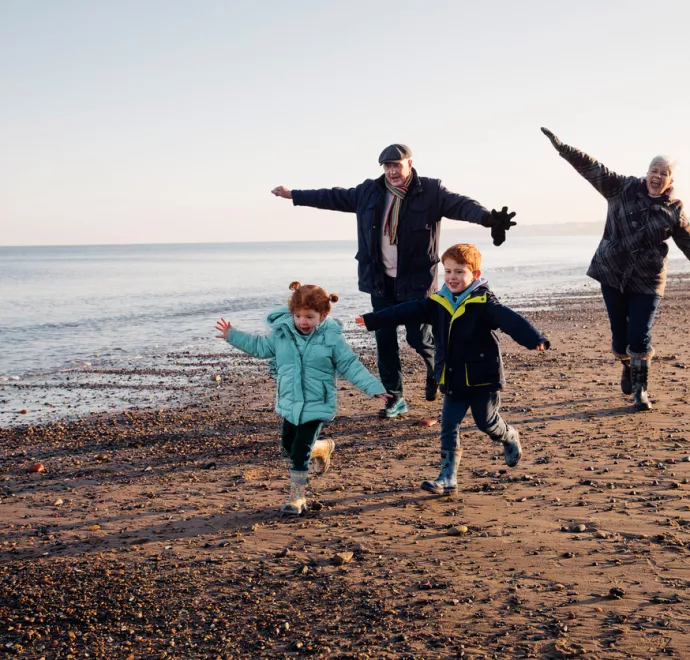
[2,276,690,658]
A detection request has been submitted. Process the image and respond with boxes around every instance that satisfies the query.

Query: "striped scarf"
[383,174,411,245]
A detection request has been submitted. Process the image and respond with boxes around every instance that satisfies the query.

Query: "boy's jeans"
[370,275,435,399]
[281,419,323,472]
[440,390,507,450]
[600,284,661,357]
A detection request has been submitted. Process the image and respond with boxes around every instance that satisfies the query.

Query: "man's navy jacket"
[292,169,489,300]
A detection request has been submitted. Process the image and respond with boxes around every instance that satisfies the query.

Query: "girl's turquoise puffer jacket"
[227,307,385,425]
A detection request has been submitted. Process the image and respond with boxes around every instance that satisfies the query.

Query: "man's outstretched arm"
[438,184,516,246]
[271,184,360,213]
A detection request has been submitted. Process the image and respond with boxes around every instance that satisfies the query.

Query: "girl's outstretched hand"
[355,315,366,327]
[374,393,393,400]
[215,318,232,339]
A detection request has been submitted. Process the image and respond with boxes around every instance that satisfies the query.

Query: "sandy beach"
[2,277,690,659]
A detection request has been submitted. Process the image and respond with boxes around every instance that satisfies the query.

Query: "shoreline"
[1,281,690,657]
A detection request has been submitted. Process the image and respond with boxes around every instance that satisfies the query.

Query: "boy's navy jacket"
[362,281,548,398]
[291,169,489,301]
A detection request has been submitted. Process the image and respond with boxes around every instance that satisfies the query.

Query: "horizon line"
[0,221,604,250]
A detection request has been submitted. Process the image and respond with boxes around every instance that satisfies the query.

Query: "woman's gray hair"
[648,155,675,175]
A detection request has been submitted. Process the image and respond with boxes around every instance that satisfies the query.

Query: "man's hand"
[481,207,517,246]
[355,315,366,327]
[536,340,550,352]
[374,392,393,400]
[271,186,292,199]
[540,127,562,149]
[215,318,232,340]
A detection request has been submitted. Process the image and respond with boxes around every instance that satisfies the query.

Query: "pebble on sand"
[333,552,354,566]
[29,463,45,473]
[447,525,469,536]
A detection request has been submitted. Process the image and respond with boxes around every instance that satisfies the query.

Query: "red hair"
[441,244,482,272]
[288,281,338,316]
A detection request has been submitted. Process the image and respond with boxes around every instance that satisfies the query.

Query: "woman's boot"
[421,449,462,495]
[620,358,632,395]
[281,470,308,515]
[309,438,335,475]
[630,356,652,411]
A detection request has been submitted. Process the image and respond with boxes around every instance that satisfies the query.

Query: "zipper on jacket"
[286,330,317,425]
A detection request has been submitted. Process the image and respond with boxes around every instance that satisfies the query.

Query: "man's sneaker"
[378,397,409,419]
[425,376,439,401]
[502,426,522,468]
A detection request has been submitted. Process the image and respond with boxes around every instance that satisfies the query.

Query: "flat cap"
[378,143,412,164]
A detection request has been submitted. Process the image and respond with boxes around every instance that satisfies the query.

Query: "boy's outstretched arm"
[356,299,432,332]
[215,318,276,359]
[486,300,550,351]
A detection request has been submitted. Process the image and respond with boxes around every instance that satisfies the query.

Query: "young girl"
[215,281,389,515]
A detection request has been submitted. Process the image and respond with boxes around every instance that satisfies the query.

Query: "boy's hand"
[215,318,232,339]
[271,186,292,199]
[540,127,562,149]
[355,315,366,327]
[374,393,393,400]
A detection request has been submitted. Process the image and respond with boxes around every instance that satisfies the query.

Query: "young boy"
[356,244,549,494]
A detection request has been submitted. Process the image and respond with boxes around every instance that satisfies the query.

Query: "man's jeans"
[600,284,661,357]
[440,391,507,451]
[370,275,434,399]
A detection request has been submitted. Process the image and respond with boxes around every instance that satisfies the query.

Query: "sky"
[2,0,689,246]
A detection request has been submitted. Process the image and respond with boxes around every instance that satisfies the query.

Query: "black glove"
[541,127,562,149]
[481,206,517,246]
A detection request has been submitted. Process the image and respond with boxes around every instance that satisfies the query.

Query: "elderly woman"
[542,127,690,411]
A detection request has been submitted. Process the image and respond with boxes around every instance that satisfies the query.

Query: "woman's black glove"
[541,127,562,149]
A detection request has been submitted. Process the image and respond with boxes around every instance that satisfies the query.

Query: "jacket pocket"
[463,355,500,387]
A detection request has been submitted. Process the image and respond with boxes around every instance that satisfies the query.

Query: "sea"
[2,233,689,426]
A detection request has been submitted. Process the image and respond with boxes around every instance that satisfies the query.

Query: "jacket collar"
[376,168,422,196]
[636,177,675,204]
[437,278,489,312]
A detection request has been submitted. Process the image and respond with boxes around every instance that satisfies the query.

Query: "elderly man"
[542,127,690,411]
[271,144,516,418]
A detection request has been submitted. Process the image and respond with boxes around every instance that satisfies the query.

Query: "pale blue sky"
[2,0,689,246]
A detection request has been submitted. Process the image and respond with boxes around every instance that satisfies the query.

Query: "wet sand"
[2,278,690,659]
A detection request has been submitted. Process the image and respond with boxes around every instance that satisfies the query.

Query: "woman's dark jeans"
[600,284,661,357]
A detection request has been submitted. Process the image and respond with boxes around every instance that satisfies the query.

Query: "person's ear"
[473,269,482,281]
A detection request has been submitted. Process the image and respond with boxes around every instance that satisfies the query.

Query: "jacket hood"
[266,306,342,339]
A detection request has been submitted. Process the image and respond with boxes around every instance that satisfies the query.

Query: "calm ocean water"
[1,234,689,425]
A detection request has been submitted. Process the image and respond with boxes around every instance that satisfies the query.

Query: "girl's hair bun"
[289,281,301,291]
[328,293,339,303]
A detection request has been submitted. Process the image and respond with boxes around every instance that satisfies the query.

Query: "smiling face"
[382,159,412,188]
[293,308,324,334]
[646,158,674,197]
[443,258,480,294]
